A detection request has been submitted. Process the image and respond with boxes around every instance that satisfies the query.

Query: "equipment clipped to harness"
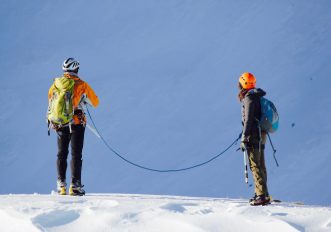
[74,109,86,126]
[47,120,51,136]
[69,122,72,134]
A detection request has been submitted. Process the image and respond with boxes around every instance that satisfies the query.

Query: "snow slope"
[0,0,331,205]
[1,194,331,232]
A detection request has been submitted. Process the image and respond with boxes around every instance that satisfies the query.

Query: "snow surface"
[0,0,331,216]
[0,194,331,232]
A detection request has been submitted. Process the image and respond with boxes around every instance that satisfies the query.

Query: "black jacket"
[241,88,266,145]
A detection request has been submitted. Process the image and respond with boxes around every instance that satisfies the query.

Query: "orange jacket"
[48,73,99,125]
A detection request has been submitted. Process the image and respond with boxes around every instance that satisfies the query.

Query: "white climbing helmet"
[62,58,80,72]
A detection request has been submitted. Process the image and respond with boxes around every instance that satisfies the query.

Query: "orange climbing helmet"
[239,72,256,90]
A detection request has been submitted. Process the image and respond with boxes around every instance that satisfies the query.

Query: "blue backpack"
[260,97,279,133]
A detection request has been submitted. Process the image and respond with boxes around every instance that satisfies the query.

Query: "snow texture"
[1,194,331,232]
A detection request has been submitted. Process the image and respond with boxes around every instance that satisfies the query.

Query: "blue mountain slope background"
[0,0,331,205]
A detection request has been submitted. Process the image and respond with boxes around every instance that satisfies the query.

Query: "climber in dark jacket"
[238,72,269,206]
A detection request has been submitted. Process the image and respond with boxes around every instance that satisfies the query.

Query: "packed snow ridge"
[0,194,331,232]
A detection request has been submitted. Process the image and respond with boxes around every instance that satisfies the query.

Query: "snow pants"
[56,124,85,184]
[247,132,269,196]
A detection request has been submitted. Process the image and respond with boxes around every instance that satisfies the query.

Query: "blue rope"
[85,106,240,172]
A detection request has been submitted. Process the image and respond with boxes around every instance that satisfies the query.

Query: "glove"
[238,132,242,139]
[80,94,88,105]
[240,141,249,152]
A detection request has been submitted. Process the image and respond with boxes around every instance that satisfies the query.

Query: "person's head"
[237,72,256,101]
[238,72,256,90]
[62,58,80,73]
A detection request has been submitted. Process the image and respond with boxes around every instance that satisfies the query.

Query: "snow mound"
[0,194,330,232]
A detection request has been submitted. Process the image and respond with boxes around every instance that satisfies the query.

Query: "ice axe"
[243,150,249,185]
[237,144,250,186]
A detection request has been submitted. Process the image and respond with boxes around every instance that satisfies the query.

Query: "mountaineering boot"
[69,181,85,196]
[250,195,271,206]
[57,180,67,195]
[266,195,272,202]
[249,194,257,203]
[249,194,271,203]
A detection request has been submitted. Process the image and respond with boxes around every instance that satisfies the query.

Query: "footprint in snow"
[32,210,80,229]
[271,212,288,217]
[160,203,212,215]
[161,203,187,213]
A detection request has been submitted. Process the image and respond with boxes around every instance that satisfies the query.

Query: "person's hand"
[240,142,248,152]
[238,132,242,139]
[81,94,88,105]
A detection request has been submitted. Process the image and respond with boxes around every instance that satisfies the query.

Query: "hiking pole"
[267,133,279,167]
[243,150,249,185]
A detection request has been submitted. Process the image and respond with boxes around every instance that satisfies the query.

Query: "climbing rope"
[85,106,240,172]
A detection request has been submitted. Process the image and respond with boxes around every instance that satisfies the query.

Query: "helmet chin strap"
[72,67,79,73]
[64,71,79,77]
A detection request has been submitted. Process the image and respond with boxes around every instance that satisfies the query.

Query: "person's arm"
[242,95,255,143]
[83,82,99,107]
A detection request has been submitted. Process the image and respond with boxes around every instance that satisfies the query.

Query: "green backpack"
[47,77,75,127]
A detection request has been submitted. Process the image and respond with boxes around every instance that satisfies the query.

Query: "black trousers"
[57,124,85,183]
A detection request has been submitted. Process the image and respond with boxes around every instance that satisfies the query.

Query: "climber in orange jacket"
[47,58,99,196]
